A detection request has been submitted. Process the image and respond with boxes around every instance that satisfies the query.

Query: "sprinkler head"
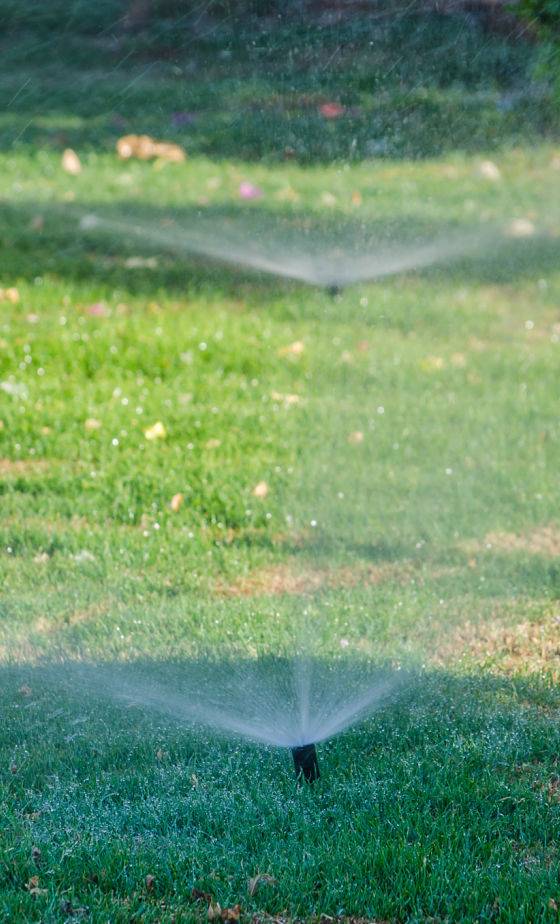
[291,743,320,782]
[326,285,341,298]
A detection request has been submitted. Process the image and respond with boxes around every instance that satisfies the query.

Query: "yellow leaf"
[116,134,185,163]
[84,418,102,431]
[271,392,301,407]
[278,340,304,357]
[144,421,167,441]
[62,149,82,175]
[0,287,20,303]
[170,492,184,512]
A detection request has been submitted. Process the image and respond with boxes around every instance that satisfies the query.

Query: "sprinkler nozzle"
[291,744,320,782]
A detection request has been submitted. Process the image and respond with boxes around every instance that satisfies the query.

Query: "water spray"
[291,743,320,782]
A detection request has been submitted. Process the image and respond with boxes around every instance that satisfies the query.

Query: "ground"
[1,4,560,923]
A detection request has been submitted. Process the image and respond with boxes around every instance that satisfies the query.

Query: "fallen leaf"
[0,287,20,303]
[144,421,167,441]
[548,898,558,911]
[10,763,17,774]
[319,102,344,118]
[207,901,222,920]
[31,215,44,231]
[271,392,301,407]
[116,134,186,163]
[321,191,336,207]
[248,873,277,896]
[145,874,155,891]
[170,492,184,512]
[348,431,364,445]
[31,845,41,862]
[253,481,269,499]
[84,418,102,432]
[239,181,262,200]
[221,905,241,921]
[508,218,535,238]
[26,875,47,896]
[153,141,186,163]
[351,191,362,206]
[206,438,221,449]
[191,888,213,903]
[477,160,501,181]
[62,149,82,175]
[19,684,32,696]
[278,340,304,357]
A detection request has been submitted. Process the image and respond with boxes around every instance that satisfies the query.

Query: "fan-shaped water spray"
[42,655,407,780]
[76,208,491,289]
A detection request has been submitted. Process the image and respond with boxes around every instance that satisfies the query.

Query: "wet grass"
[1,9,560,924]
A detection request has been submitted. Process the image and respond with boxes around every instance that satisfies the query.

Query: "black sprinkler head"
[291,743,320,782]
[326,285,341,298]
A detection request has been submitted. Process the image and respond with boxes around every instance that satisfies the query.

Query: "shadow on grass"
[0,6,555,164]
[1,654,559,775]
[1,198,559,303]
[2,654,559,920]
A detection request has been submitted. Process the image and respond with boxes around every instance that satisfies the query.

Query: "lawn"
[1,4,560,922]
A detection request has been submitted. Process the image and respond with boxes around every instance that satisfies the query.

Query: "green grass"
[1,7,560,923]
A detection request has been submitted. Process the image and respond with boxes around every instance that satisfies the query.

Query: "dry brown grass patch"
[216,561,416,597]
[0,458,50,477]
[461,525,560,558]
[435,606,560,680]
[32,601,110,635]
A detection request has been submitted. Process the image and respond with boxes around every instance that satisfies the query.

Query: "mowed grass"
[2,7,560,923]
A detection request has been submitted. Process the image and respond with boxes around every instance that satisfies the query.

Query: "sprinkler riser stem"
[291,744,320,782]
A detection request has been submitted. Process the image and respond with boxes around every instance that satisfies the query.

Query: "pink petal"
[239,181,262,200]
[86,303,109,317]
[319,102,344,119]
